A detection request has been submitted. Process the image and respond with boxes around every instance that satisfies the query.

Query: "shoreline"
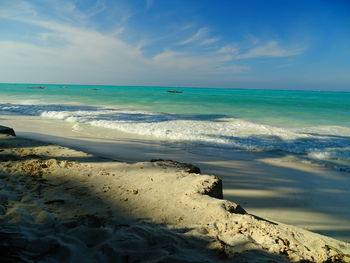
[1,101,350,171]
[1,115,350,244]
[1,128,350,262]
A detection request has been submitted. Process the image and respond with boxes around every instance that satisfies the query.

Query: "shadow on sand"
[5,130,350,243]
[0,136,317,263]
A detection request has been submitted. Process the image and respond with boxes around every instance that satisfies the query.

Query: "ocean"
[1,83,350,171]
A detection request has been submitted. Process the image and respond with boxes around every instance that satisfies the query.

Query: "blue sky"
[0,0,349,90]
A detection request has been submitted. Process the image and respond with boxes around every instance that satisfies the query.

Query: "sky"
[0,0,349,90]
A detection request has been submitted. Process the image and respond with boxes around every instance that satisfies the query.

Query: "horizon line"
[1,82,349,93]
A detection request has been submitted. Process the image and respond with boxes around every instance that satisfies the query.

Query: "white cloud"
[0,1,304,87]
[218,45,239,54]
[201,37,220,45]
[177,27,210,45]
[236,41,304,59]
[0,16,246,85]
[0,0,37,19]
[85,0,107,17]
[152,49,249,73]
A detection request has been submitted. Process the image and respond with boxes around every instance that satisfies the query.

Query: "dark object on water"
[167,90,183,93]
[90,88,100,90]
[27,86,45,89]
[0,125,16,136]
[60,86,69,89]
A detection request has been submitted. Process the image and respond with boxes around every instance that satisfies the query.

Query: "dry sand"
[1,114,350,243]
[1,128,350,262]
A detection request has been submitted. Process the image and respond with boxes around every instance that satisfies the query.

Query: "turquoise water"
[1,83,350,169]
[1,83,350,128]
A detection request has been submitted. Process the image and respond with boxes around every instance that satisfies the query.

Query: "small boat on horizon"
[27,86,45,89]
[167,90,183,93]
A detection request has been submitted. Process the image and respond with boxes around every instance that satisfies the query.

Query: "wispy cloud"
[152,49,249,73]
[218,45,239,54]
[236,41,304,59]
[0,0,37,19]
[177,27,220,46]
[201,37,220,45]
[85,0,107,17]
[177,27,210,45]
[214,40,304,62]
[0,2,247,86]
[0,1,306,87]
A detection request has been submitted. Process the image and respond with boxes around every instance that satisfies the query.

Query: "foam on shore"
[1,103,350,169]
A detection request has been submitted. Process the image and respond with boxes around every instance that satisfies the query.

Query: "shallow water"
[1,83,350,170]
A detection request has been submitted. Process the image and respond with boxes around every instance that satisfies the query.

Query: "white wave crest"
[1,103,350,162]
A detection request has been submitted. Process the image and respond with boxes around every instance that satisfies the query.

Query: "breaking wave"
[1,103,350,163]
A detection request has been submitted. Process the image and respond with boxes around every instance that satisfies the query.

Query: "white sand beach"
[1,120,350,262]
[1,114,350,243]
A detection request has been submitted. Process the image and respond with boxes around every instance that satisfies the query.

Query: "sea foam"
[1,103,350,162]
